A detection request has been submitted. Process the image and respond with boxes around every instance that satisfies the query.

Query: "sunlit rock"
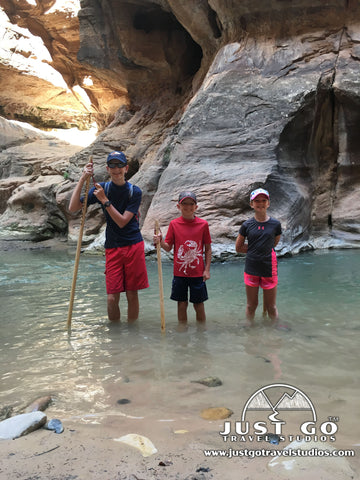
[0,412,47,440]
[0,118,82,240]
[114,433,158,457]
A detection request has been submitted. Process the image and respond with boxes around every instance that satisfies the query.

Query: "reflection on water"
[0,248,359,445]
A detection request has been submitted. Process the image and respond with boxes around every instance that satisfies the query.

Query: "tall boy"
[69,151,149,323]
[153,191,211,324]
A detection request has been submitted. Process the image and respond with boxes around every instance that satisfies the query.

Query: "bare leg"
[126,290,139,322]
[245,285,259,324]
[107,292,121,322]
[263,287,278,322]
[177,301,188,324]
[193,302,206,323]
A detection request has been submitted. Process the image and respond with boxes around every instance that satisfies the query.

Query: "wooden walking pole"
[67,156,93,333]
[155,220,166,333]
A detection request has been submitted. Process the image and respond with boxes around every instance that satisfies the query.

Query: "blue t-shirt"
[85,181,143,249]
[239,217,282,277]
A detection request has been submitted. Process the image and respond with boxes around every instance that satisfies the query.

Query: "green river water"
[0,247,359,448]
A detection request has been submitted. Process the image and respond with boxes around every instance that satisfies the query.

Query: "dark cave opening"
[133,9,182,33]
[133,6,203,78]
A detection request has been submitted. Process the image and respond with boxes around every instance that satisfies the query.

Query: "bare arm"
[203,243,211,281]
[68,163,93,212]
[235,234,248,253]
[274,234,281,247]
[153,232,173,252]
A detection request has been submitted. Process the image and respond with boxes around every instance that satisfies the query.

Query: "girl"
[235,188,282,324]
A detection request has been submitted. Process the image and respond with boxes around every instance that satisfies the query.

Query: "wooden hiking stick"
[67,156,93,333]
[155,220,166,333]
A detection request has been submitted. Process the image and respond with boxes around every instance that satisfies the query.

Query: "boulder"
[0,412,47,440]
[0,118,82,240]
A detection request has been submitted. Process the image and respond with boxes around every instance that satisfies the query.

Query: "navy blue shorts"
[170,276,208,304]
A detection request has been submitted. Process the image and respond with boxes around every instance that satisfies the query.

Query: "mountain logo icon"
[241,383,316,423]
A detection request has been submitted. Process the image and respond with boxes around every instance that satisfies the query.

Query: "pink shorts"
[105,241,149,294]
[244,272,278,290]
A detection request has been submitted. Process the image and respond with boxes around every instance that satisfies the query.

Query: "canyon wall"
[1,0,360,255]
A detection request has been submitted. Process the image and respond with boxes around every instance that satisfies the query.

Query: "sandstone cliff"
[1,0,360,255]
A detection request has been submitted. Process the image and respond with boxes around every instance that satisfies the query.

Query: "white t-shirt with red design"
[165,216,211,277]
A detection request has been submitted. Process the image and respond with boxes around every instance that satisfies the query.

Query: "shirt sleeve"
[165,221,174,246]
[239,222,247,237]
[81,185,100,206]
[203,222,212,244]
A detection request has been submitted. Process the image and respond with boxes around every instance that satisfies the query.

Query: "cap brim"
[179,196,197,203]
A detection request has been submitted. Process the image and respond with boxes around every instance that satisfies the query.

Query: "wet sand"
[1,408,359,480]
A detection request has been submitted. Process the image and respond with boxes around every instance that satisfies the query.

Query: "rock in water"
[191,376,223,387]
[114,434,158,457]
[200,407,233,420]
[0,412,47,439]
[25,395,53,413]
[117,398,131,405]
[44,419,64,434]
[0,406,13,421]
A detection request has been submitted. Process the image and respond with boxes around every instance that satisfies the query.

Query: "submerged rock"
[114,433,158,457]
[117,398,131,405]
[0,412,46,440]
[25,395,53,413]
[200,407,233,420]
[0,406,13,421]
[191,376,223,387]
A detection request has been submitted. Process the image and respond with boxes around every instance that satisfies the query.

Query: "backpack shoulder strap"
[100,182,111,213]
[104,181,111,197]
[127,182,140,221]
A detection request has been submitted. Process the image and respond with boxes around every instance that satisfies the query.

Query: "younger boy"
[153,192,211,324]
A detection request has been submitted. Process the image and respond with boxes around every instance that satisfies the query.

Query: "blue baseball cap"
[107,151,127,166]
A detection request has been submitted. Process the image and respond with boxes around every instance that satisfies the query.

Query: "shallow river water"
[0,247,359,448]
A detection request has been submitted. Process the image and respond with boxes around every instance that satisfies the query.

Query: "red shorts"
[105,241,149,294]
[244,272,278,290]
